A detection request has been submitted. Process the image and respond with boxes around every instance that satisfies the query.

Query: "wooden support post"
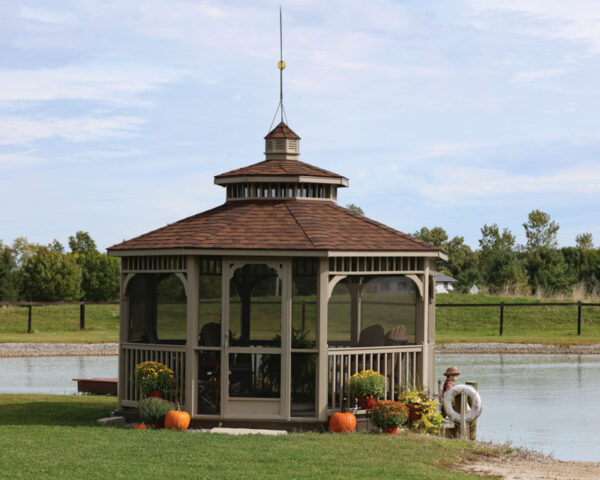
[27,305,32,334]
[459,393,469,440]
[577,302,582,336]
[80,303,85,330]
[466,381,478,441]
[301,300,306,332]
[499,302,504,336]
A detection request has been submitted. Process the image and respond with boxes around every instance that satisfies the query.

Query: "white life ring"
[443,384,482,424]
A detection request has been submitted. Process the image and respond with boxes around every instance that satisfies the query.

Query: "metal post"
[577,302,582,336]
[27,305,32,334]
[499,302,504,336]
[80,303,85,330]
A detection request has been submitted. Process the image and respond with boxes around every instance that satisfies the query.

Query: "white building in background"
[435,272,456,294]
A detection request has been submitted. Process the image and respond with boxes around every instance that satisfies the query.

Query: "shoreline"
[1,342,600,357]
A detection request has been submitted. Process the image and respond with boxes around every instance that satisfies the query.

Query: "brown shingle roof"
[108,200,439,253]
[264,121,300,139]
[215,158,347,181]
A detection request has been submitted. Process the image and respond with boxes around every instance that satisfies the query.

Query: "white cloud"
[19,6,78,26]
[0,115,146,144]
[0,151,46,166]
[0,64,183,106]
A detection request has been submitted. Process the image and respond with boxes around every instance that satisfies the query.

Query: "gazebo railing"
[120,343,186,407]
[327,345,422,412]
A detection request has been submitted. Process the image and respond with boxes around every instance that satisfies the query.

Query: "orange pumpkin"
[133,423,147,430]
[164,403,191,431]
[329,412,356,433]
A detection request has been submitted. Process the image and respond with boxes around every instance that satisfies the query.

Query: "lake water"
[1,353,598,461]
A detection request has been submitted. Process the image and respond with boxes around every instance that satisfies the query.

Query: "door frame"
[220,257,292,419]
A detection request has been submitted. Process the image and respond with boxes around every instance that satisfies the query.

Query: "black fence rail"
[0,301,119,333]
[437,302,600,336]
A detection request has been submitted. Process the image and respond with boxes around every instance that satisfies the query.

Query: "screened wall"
[127,273,187,344]
[326,275,418,347]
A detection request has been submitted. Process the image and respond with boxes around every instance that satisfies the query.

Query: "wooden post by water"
[27,305,32,334]
[80,303,85,331]
[577,302,582,336]
[466,381,478,441]
[499,302,504,336]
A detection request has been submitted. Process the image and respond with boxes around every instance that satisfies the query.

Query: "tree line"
[414,209,599,296]
[0,232,119,302]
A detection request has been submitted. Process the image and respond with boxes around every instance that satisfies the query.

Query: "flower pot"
[359,396,376,409]
[407,403,423,423]
[146,391,162,399]
[383,426,399,434]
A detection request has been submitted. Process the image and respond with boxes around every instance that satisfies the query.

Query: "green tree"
[523,210,559,250]
[0,242,19,301]
[478,224,526,292]
[20,248,82,301]
[444,236,477,278]
[80,254,120,301]
[575,233,594,250]
[525,247,573,294]
[413,226,448,248]
[345,204,364,216]
[68,231,98,255]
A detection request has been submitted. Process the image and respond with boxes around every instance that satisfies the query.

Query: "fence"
[437,301,600,336]
[0,301,118,333]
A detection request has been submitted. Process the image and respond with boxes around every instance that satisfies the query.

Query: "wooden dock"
[73,378,117,395]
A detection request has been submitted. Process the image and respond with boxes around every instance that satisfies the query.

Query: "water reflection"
[0,356,117,395]
[436,353,600,462]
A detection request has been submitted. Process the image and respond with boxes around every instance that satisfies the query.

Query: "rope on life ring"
[443,384,482,424]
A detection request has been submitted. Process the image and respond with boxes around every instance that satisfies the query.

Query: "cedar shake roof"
[108,200,439,252]
[264,121,300,139]
[215,158,347,181]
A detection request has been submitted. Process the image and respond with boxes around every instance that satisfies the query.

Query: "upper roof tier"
[264,121,300,140]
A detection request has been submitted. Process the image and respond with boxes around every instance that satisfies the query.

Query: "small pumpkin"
[164,402,191,431]
[133,423,147,430]
[329,412,356,433]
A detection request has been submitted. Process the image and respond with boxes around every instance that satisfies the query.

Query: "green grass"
[437,292,600,345]
[0,394,492,480]
[1,292,598,345]
[0,304,119,343]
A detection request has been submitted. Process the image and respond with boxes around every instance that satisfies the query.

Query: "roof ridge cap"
[284,202,318,248]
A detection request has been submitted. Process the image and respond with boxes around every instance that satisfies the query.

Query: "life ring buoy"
[443,384,482,424]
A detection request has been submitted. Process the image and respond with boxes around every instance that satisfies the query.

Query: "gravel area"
[0,343,118,357]
[1,342,600,357]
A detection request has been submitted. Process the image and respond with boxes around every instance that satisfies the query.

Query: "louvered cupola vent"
[264,121,300,160]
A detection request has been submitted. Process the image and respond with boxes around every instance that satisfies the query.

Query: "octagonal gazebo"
[108,122,446,428]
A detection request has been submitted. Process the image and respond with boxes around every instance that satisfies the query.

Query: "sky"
[1,0,599,252]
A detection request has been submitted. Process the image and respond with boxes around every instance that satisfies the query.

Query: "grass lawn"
[0,394,495,480]
[1,292,598,345]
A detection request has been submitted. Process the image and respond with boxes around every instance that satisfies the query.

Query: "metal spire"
[269,7,288,131]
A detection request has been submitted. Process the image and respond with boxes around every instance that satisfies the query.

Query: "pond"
[0,353,598,461]
[436,353,600,462]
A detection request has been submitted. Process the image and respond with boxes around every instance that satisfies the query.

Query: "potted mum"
[347,370,386,409]
[137,397,174,429]
[133,361,175,398]
[371,400,409,434]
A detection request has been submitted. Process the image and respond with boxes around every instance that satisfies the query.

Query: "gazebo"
[108,122,446,428]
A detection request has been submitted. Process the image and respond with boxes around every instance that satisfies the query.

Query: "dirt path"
[460,458,600,479]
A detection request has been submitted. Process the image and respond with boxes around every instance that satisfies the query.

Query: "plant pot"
[407,403,423,423]
[382,426,399,434]
[358,396,376,409]
[146,391,162,399]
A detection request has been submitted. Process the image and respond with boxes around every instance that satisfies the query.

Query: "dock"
[73,378,117,395]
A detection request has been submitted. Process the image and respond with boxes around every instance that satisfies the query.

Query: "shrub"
[137,398,174,425]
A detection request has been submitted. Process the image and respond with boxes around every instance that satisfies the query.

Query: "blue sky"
[1,0,599,251]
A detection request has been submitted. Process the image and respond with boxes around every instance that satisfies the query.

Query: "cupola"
[264,121,300,160]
